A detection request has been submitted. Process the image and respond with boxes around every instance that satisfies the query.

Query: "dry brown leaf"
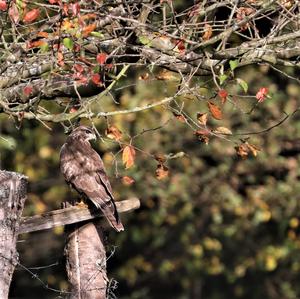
[197,112,208,126]
[208,102,222,120]
[121,176,135,186]
[247,143,261,157]
[154,154,167,164]
[235,144,249,159]
[213,126,232,135]
[156,164,169,180]
[138,73,149,80]
[122,145,136,169]
[194,129,210,144]
[173,112,186,123]
[202,24,212,41]
[105,125,122,141]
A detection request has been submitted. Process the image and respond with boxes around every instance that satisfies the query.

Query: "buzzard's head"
[69,126,96,142]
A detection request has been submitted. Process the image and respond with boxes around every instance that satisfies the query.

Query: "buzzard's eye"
[85,130,91,134]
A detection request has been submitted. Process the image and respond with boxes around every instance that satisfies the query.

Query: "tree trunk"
[0,170,28,299]
[65,220,108,299]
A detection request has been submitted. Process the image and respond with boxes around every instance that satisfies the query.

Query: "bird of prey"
[60,125,124,232]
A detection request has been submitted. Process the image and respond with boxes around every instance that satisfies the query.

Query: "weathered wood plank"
[19,198,140,234]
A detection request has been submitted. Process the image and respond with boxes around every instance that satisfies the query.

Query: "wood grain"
[19,198,140,234]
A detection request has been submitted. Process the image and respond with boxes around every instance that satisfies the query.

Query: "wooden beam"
[19,198,140,234]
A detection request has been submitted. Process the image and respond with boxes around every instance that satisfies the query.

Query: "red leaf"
[208,101,222,120]
[71,2,80,16]
[0,1,7,11]
[73,64,84,73]
[96,53,107,65]
[48,0,59,3]
[218,89,228,104]
[23,8,40,23]
[57,51,64,66]
[23,86,33,96]
[91,73,102,85]
[121,176,135,186]
[256,87,268,103]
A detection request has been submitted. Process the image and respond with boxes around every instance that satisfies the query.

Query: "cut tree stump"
[0,170,28,299]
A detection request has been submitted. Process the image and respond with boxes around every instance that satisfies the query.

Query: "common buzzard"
[60,126,124,232]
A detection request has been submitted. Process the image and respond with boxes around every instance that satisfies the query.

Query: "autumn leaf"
[9,2,19,23]
[208,102,222,120]
[23,8,40,23]
[96,53,107,64]
[247,143,261,157]
[82,23,96,37]
[23,86,33,96]
[235,143,249,159]
[256,87,268,103]
[0,0,7,11]
[105,125,122,141]
[156,164,169,180]
[73,64,84,73]
[27,40,47,49]
[57,51,64,66]
[91,73,102,85]
[218,89,228,104]
[122,145,136,169]
[173,112,186,123]
[121,176,135,186]
[154,153,166,164]
[202,24,212,40]
[37,31,49,38]
[194,129,210,144]
[138,73,149,80]
[197,112,208,126]
[235,142,260,159]
[213,126,232,135]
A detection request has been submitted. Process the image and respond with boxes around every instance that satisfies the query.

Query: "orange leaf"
[202,24,212,41]
[105,126,122,141]
[37,31,49,38]
[82,23,96,37]
[218,89,228,104]
[121,176,135,186]
[122,145,136,169]
[23,8,40,23]
[208,101,222,120]
[156,164,169,180]
[194,129,210,144]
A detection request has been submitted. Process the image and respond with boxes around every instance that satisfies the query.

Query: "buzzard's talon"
[76,200,88,208]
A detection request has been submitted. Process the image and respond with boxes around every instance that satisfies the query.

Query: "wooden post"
[19,197,140,298]
[65,221,108,299]
[0,170,28,299]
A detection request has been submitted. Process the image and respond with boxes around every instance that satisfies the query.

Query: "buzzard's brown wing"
[60,142,124,232]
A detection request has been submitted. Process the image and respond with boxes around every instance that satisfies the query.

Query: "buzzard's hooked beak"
[87,132,97,141]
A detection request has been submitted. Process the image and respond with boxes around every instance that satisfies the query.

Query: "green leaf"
[138,35,151,46]
[0,135,16,150]
[237,78,248,93]
[40,42,49,53]
[229,60,239,72]
[219,74,228,85]
[91,31,104,38]
[63,38,74,51]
